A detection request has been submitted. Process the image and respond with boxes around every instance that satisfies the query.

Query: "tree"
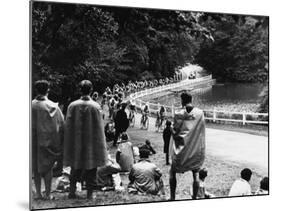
[195,14,268,83]
[32,2,213,109]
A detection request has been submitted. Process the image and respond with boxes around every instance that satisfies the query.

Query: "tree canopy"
[195,14,268,83]
[32,2,269,111]
[32,2,212,105]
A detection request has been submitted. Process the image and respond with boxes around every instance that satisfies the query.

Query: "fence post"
[213,108,216,123]
[242,112,246,125]
[172,105,175,118]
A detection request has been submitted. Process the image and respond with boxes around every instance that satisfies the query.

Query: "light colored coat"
[63,96,108,170]
[170,107,206,173]
[32,96,64,173]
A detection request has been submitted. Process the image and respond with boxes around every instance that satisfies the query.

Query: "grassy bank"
[31,124,267,210]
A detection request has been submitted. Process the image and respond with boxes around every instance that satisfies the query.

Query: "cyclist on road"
[155,106,166,132]
[128,102,136,127]
[141,104,149,129]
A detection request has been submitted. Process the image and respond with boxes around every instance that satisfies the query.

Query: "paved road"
[131,112,268,172]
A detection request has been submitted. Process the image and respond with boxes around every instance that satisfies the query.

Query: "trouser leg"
[114,130,121,146]
[43,169,53,198]
[33,171,42,198]
[166,153,169,165]
[169,168,177,200]
[69,169,82,197]
[192,170,200,199]
[84,168,97,199]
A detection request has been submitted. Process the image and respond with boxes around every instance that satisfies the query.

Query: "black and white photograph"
[30,0,269,210]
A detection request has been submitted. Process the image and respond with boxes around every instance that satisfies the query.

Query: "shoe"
[87,190,94,199]
[34,193,43,200]
[43,194,55,200]
[68,193,77,199]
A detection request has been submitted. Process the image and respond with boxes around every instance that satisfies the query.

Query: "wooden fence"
[129,75,269,125]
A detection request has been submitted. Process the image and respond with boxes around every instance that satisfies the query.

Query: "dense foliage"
[195,14,269,83]
[32,2,210,105]
[32,2,269,112]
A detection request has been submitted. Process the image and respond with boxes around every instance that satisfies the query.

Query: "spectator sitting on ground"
[197,168,215,199]
[104,121,115,142]
[116,133,135,172]
[96,154,124,192]
[128,148,165,195]
[138,140,156,155]
[228,168,252,196]
[255,177,269,195]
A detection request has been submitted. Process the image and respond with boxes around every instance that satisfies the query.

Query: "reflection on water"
[149,83,265,112]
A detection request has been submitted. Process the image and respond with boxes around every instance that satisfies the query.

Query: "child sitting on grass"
[196,168,215,199]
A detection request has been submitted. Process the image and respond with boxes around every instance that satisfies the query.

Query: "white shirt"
[228,178,252,196]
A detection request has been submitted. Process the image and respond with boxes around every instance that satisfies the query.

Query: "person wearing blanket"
[169,92,206,200]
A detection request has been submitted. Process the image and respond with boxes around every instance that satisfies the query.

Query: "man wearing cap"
[32,80,64,200]
[63,80,108,199]
[113,101,129,146]
[169,92,206,200]
[128,148,164,195]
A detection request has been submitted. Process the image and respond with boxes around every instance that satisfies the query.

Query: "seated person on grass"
[229,168,252,196]
[104,121,115,142]
[197,168,215,199]
[138,140,156,155]
[116,133,135,172]
[255,177,269,195]
[128,148,165,195]
[97,154,124,191]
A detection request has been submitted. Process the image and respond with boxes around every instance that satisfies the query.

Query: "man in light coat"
[64,80,108,199]
[32,80,64,200]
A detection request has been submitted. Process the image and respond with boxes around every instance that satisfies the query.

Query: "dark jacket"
[163,126,172,153]
[114,109,129,132]
[139,144,156,155]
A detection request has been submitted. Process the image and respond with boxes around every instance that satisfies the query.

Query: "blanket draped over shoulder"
[169,107,206,173]
[32,97,64,174]
[63,98,108,170]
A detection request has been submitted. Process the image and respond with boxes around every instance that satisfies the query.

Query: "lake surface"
[147,83,265,112]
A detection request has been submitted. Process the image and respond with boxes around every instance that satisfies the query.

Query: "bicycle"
[155,115,165,132]
[140,112,149,130]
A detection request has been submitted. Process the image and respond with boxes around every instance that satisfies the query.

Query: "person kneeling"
[128,148,165,195]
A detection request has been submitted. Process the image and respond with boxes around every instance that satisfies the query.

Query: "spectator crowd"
[32,79,268,202]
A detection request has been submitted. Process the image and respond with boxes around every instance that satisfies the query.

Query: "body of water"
[148,83,265,112]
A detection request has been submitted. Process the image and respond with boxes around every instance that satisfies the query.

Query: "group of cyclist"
[98,76,180,134]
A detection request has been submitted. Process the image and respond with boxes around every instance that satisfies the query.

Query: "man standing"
[163,120,172,165]
[113,102,129,146]
[169,92,206,200]
[32,80,64,200]
[64,80,108,199]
